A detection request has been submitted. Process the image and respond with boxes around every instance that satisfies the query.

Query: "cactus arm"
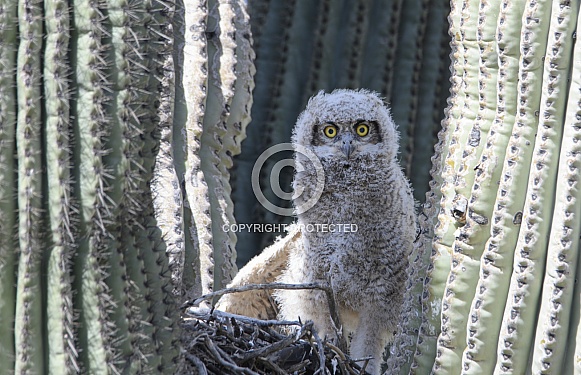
[181,0,213,296]
[198,0,237,292]
[531,5,581,372]
[71,1,116,372]
[14,0,45,372]
[225,1,255,155]
[152,5,185,300]
[460,0,525,372]
[171,0,201,300]
[435,0,501,372]
[43,0,79,373]
[0,0,17,368]
[496,1,577,373]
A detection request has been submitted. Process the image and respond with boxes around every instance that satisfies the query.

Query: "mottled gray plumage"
[275,89,417,374]
[216,89,416,374]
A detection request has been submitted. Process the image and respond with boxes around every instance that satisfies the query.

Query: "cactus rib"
[531,4,581,372]
[496,1,576,372]
[338,0,370,89]
[151,1,185,299]
[460,0,526,372]
[71,0,117,372]
[44,0,79,372]
[0,0,18,369]
[14,0,45,373]
[360,0,402,95]
[181,0,212,296]
[435,0,501,372]
[105,0,159,370]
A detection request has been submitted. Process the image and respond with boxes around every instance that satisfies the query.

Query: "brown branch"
[186,308,302,327]
[185,353,208,375]
[311,329,328,375]
[185,282,347,351]
[204,336,260,375]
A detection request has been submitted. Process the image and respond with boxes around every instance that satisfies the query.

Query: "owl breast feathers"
[217,89,417,375]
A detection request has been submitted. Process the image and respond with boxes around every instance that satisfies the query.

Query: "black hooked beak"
[338,132,355,159]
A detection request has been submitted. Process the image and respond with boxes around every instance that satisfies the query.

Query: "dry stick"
[325,342,360,375]
[240,321,313,362]
[312,329,328,375]
[204,336,259,375]
[238,332,296,362]
[187,282,346,351]
[188,308,302,327]
[257,356,289,375]
[185,353,208,375]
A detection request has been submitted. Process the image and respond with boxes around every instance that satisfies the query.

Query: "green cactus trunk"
[0,0,255,372]
[390,1,581,374]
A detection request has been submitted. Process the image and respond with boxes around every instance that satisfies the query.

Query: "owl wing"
[215,224,301,320]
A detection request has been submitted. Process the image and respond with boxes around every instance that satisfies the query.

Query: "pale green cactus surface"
[389,0,581,374]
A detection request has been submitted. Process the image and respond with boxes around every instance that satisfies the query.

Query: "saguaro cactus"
[0,0,255,373]
[389,0,581,374]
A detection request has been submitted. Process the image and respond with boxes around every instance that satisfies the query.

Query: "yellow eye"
[323,125,338,138]
[355,123,369,137]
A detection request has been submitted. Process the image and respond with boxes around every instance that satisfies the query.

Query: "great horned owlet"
[217,89,417,374]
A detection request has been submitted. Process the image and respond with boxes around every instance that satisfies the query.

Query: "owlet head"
[292,89,399,160]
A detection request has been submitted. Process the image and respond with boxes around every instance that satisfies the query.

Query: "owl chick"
[274,89,417,374]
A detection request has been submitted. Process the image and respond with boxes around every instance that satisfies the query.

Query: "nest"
[182,308,372,375]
